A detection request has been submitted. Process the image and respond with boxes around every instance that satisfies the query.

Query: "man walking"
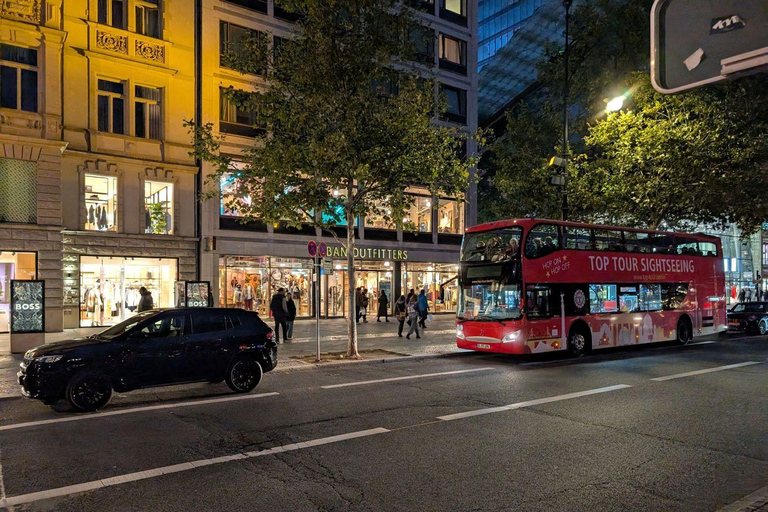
[417,289,429,329]
[270,288,289,343]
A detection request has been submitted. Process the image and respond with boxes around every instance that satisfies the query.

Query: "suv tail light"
[266,331,274,340]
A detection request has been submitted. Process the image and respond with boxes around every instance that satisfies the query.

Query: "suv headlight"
[36,355,64,364]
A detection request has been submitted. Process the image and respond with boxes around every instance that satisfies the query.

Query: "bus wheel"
[568,327,590,357]
[676,317,692,345]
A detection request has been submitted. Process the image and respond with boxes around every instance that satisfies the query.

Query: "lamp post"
[560,0,572,222]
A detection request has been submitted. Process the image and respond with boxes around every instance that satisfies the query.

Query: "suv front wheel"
[66,371,113,412]
[225,356,263,393]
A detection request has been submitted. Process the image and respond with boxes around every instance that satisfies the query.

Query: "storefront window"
[144,181,173,234]
[437,198,463,234]
[404,196,432,233]
[84,174,118,231]
[355,261,394,316]
[364,199,396,230]
[0,251,36,333]
[220,171,253,218]
[221,256,314,317]
[79,256,177,327]
[404,262,459,313]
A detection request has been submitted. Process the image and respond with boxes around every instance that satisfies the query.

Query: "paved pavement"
[0,315,461,399]
[0,334,765,511]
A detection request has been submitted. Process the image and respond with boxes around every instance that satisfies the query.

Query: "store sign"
[10,280,45,333]
[185,281,211,308]
[327,245,408,261]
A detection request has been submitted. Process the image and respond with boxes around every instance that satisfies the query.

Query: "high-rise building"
[478,0,543,70]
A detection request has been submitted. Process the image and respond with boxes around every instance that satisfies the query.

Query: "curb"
[716,485,768,512]
[274,350,469,372]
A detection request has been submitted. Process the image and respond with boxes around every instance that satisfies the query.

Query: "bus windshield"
[461,227,522,262]
[458,282,522,321]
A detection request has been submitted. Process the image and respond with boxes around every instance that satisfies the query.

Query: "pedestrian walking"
[285,293,297,340]
[745,287,753,302]
[406,288,415,303]
[355,287,363,323]
[377,290,389,322]
[394,295,407,337]
[361,288,370,323]
[405,296,421,339]
[137,287,154,312]
[270,288,289,343]
[738,288,746,302]
[758,287,764,302]
[418,289,429,328]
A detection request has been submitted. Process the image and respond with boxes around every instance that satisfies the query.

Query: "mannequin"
[243,279,254,311]
[233,284,243,308]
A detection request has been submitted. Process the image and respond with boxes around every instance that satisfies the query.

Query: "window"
[220,88,262,137]
[138,313,186,338]
[135,85,161,139]
[639,284,662,312]
[437,198,463,234]
[409,26,435,64]
[440,0,467,25]
[439,84,467,124]
[84,174,118,231]
[220,21,263,73]
[191,311,227,334]
[0,158,36,224]
[0,44,38,113]
[662,283,689,310]
[97,79,125,134]
[144,181,173,234]
[618,286,638,312]
[700,241,718,257]
[135,0,160,38]
[404,196,432,233]
[594,229,624,251]
[98,0,125,29]
[564,226,591,250]
[461,228,522,262]
[624,231,651,253]
[524,223,560,259]
[589,284,618,313]
[526,285,554,318]
[439,34,467,74]
[220,167,252,217]
[224,0,267,13]
[364,199,396,230]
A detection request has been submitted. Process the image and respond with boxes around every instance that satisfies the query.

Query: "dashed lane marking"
[650,361,761,382]
[436,384,633,421]
[0,428,390,508]
[0,392,279,432]
[320,367,495,389]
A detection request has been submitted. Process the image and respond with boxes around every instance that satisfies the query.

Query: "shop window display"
[355,261,394,317]
[404,262,459,313]
[437,198,463,234]
[144,180,173,234]
[84,174,118,232]
[404,196,432,233]
[0,251,36,333]
[80,256,176,327]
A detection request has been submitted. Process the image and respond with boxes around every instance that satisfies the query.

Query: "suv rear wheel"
[66,371,112,412]
[225,356,263,393]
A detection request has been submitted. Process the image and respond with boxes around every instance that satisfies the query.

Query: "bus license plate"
[476,343,491,349]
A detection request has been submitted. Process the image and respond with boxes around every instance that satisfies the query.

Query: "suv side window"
[135,313,186,339]
[191,311,227,334]
[745,303,763,313]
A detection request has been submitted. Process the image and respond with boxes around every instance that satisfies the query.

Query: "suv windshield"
[461,227,522,262]
[458,282,522,321]
[98,311,159,338]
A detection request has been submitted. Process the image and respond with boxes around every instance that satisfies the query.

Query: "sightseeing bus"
[456,219,726,355]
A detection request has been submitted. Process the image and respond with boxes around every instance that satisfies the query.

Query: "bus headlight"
[456,324,466,339]
[502,331,520,343]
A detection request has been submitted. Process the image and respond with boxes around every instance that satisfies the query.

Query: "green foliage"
[148,202,167,234]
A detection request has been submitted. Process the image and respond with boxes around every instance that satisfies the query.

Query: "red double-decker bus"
[457,219,726,355]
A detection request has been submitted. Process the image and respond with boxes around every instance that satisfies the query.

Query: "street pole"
[561,0,572,222]
[315,249,321,363]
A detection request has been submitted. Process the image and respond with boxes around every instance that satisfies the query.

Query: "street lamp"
[605,95,625,113]
[559,0,572,222]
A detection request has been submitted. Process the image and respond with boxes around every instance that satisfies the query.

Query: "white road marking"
[0,447,7,505]
[0,392,279,432]
[650,361,762,382]
[320,367,495,389]
[0,428,389,508]
[689,341,717,346]
[437,384,633,421]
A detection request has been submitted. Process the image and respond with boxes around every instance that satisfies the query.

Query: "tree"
[578,72,768,232]
[190,0,479,357]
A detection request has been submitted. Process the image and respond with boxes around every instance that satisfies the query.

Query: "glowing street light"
[606,95,625,112]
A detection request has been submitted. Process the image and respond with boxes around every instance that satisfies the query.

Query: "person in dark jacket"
[394,295,407,337]
[406,288,415,303]
[270,288,289,343]
[286,294,297,340]
[137,287,153,312]
[377,290,389,322]
[355,287,363,323]
[418,289,429,328]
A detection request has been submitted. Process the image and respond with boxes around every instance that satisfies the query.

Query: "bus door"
[525,285,562,342]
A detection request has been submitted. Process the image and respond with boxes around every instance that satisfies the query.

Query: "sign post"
[308,240,321,362]
[10,280,45,354]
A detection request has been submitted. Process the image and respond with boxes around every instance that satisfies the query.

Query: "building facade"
[199,0,479,318]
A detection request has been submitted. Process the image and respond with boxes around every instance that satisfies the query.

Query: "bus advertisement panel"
[457,219,726,356]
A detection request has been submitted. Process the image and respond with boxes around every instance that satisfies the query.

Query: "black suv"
[18,308,276,411]
[726,302,768,335]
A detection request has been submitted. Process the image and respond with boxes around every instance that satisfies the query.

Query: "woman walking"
[418,289,429,329]
[394,295,407,337]
[406,295,421,339]
[377,290,389,322]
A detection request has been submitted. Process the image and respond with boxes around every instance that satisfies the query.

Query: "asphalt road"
[0,337,766,512]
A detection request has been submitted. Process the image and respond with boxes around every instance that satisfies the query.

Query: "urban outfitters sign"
[327,246,408,261]
[10,280,45,333]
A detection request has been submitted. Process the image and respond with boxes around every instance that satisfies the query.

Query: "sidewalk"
[0,314,461,399]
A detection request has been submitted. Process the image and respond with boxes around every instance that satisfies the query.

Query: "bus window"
[648,235,675,254]
[594,230,624,252]
[699,241,718,257]
[675,236,700,256]
[461,227,522,262]
[619,286,638,312]
[526,285,555,318]
[564,226,591,250]
[588,284,617,313]
[662,283,689,310]
[639,284,663,311]
[624,231,651,253]
[524,223,560,259]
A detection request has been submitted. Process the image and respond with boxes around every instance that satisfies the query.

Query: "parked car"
[18,308,276,412]
[726,302,768,335]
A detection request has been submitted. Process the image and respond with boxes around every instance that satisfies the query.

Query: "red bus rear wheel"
[568,324,591,357]
[677,316,693,345]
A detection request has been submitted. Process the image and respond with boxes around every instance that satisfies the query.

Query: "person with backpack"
[270,288,288,343]
[394,295,407,337]
[406,295,421,339]
[285,293,297,340]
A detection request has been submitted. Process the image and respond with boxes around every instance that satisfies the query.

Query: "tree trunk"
[346,205,359,358]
